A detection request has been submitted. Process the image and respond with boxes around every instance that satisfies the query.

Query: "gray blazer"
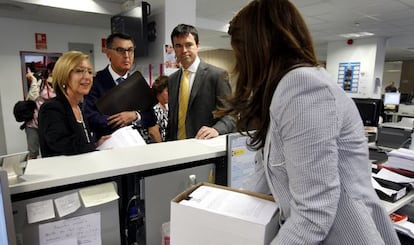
[167,60,235,140]
[247,67,400,244]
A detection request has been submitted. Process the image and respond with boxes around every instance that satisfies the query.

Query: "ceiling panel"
[0,0,413,61]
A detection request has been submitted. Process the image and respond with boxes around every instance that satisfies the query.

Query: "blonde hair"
[53,51,90,95]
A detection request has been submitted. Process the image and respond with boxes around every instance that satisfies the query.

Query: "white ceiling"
[1,0,414,61]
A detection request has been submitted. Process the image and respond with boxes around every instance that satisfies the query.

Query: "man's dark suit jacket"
[38,88,96,157]
[83,66,116,139]
[167,60,235,140]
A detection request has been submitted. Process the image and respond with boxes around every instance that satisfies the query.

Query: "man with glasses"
[83,32,159,142]
[167,24,235,140]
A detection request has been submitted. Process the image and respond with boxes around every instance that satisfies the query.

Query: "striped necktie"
[178,70,190,140]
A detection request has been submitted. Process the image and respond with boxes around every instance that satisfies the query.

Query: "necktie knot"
[117,77,125,83]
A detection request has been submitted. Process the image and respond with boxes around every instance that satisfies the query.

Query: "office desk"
[382,191,414,214]
[9,136,227,245]
[9,136,226,195]
[385,111,414,123]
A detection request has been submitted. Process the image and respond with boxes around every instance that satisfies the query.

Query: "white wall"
[326,37,385,99]
[0,17,111,154]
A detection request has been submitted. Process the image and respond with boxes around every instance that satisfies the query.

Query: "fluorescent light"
[13,0,119,14]
[339,32,375,39]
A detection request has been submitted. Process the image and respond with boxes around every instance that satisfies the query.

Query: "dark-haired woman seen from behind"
[38,51,110,157]
[218,0,400,244]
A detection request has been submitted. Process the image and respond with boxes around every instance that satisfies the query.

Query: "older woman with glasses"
[38,51,110,157]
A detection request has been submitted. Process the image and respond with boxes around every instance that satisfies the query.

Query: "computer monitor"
[384,92,401,106]
[352,98,382,127]
[0,169,16,245]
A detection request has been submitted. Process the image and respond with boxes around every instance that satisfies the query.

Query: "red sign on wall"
[35,33,47,49]
[101,38,106,53]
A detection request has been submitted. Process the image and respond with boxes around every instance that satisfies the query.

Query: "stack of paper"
[371,168,414,202]
[179,185,277,225]
[386,148,414,172]
[394,220,414,238]
[97,125,146,150]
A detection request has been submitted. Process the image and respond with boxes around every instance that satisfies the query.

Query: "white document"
[26,199,55,224]
[46,237,77,245]
[97,125,146,150]
[54,192,81,218]
[388,148,414,160]
[371,177,397,197]
[229,136,256,189]
[79,182,119,208]
[394,220,414,238]
[38,212,102,245]
[179,185,277,225]
[374,168,414,184]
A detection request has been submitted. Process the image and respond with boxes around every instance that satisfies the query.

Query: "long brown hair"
[219,0,319,149]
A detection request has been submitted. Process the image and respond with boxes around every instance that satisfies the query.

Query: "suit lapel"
[189,61,207,107]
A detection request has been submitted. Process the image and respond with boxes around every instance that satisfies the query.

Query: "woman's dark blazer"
[38,88,96,157]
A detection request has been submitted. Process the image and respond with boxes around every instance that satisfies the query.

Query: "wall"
[199,49,236,88]
[400,61,414,93]
[383,61,402,93]
[326,38,385,99]
[0,17,111,154]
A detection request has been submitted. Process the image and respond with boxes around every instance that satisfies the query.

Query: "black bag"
[13,100,36,123]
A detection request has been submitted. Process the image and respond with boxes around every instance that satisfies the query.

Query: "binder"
[95,71,157,115]
[373,177,407,202]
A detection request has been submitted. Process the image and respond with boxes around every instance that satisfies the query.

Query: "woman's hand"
[96,135,111,147]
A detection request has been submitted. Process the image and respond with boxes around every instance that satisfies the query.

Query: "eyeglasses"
[72,67,93,76]
[108,47,135,55]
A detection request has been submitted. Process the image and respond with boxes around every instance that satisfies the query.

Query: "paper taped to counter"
[79,182,119,208]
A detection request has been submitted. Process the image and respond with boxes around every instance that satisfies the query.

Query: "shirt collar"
[183,56,200,74]
[108,65,128,82]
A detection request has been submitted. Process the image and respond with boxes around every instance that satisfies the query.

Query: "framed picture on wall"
[19,51,61,98]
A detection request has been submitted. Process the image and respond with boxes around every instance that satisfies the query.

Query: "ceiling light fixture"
[339,32,374,39]
[12,0,117,14]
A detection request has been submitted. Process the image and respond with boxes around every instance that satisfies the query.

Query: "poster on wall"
[337,62,360,93]
[19,51,61,98]
[35,33,47,50]
[163,44,179,75]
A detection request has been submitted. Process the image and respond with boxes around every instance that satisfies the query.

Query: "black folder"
[95,71,157,115]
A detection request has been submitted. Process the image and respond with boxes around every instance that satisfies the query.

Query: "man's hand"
[195,126,219,140]
[107,111,137,128]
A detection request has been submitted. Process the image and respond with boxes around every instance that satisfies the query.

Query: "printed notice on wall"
[38,212,102,245]
[337,62,361,93]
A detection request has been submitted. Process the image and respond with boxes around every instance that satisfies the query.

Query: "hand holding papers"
[97,125,146,150]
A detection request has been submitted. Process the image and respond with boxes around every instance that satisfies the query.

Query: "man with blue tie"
[83,33,159,142]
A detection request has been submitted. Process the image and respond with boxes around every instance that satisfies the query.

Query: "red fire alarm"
[347,39,354,45]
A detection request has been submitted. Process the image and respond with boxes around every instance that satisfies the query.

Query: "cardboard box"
[170,182,279,245]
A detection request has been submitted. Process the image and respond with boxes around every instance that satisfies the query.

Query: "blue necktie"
[117,77,125,84]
